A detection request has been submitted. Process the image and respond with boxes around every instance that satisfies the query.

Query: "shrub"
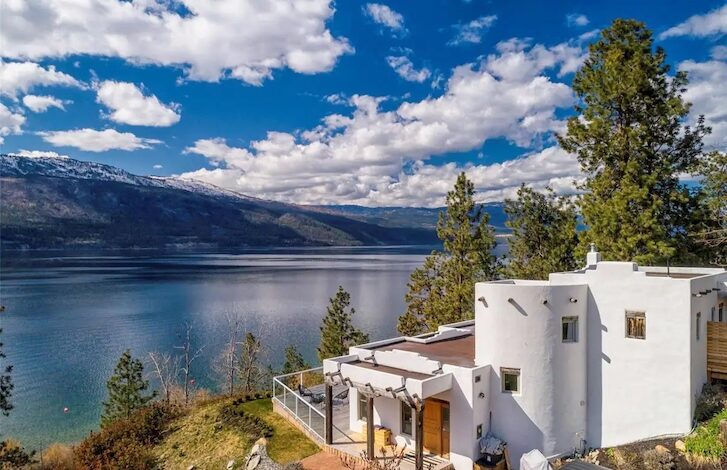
[218,402,273,438]
[0,439,34,468]
[284,462,304,470]
[40,443,75,469]
[74,402,178,469]
[685,408,727,467]
[642,448,675,470]
[695,384,725,423]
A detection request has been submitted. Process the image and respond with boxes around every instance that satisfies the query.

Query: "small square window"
[358,395,368,421]
[501,368,520,393]
[474,375,481,383]
[400,403,412,435]
[476,424,483,439]
[625,311,646,339]
[562,316,579,343]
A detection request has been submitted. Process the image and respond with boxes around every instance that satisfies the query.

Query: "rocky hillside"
[0,154,437,250]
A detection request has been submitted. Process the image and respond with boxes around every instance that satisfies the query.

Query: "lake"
[0,245,507,449]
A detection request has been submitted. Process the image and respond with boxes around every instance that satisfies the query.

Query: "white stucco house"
[320,248,727,470]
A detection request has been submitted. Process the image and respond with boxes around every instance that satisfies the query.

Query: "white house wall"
[475,281,588,463]
[552,263,694,448]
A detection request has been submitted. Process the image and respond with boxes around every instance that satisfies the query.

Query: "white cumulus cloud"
[0,0,352,85]
[660,4,727,39]
[180,39,583,206]
[681,59,727,151]
[0,61,83,99]
[386,56,431,83]
[96,81,180,127]
[0,102,26,144]
[22,94,69,112]
[566,14,590,27]
[363,3,406,33]
[449,15,497,45]
[39,128,162,152]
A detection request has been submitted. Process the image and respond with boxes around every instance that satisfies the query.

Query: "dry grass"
[238,399,319,463]
[39,443,75,469]
[153,397,318,470]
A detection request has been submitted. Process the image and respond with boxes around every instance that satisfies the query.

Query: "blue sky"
[1,0,725,206]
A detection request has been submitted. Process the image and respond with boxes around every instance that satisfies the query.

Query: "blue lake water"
[0,245,505,449]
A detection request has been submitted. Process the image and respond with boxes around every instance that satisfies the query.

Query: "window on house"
[400,403,413,435]
[562,316,579,342]
[697,312,702,341]
[712,307,716,322]
[625,311,646,339]
[501,368,520,393]
[721,303,724,323]
[358,395,368,422]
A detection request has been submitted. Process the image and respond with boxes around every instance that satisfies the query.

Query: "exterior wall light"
[478,296,487,306]
[569,298,578,303]
[478,392,485,399]
[541,299,549,305]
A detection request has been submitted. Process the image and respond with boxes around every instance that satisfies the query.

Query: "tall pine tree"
[101,350,155,426]
[504,185,579,280]
[694,151,727,266]
[558,19,709,264]
[317,286,369,361]
[281,345,310,375]
[398,173,497,335]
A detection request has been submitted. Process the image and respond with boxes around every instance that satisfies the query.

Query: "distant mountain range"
[0,155,506,250]
[311,203,507,232]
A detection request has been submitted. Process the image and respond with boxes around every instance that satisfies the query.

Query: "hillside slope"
[0,154,437,249]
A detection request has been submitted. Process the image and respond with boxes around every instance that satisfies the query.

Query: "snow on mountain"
[0,153,257,202]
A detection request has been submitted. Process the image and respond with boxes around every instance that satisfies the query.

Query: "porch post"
[414,405,424,470]
[367,395,375,458]
[325,384,333,444]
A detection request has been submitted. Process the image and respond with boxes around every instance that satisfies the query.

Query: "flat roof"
[350,361,433,380]
[643,272,707,279]
[372,333,476,368]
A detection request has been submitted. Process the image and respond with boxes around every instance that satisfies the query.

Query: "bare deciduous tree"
[212,313,243,396]
[148,351,180,404]
[239,331,265,395]
[175,323,205,405]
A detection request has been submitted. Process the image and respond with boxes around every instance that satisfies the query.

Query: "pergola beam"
[414,405,424,470]
[325,384,333,445]
[366,396,375,458]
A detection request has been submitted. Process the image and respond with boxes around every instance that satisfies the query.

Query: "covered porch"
[322,353,454,470]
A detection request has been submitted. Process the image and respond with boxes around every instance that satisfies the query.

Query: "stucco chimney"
[586,243,601,267]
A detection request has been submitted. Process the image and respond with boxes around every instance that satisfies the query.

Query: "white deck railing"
[272,367,326,442]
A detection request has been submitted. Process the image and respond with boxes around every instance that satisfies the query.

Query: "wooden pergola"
[324,373,426,470]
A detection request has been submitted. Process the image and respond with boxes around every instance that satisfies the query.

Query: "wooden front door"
[423,399,450,457]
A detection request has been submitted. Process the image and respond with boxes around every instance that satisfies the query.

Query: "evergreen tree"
[694,151,727,266]
[558,19,709,264]
[101,350,155,426]
[317,286,369,361]
[281,345,310,375]
[397,253,443,336]
[504,185,579,279]
[397,173,497,335]
[0,306,12,417]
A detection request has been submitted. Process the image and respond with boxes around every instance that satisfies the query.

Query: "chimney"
[586,243,601,267]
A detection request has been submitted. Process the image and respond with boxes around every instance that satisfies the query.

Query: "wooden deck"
[708,322,727,381]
